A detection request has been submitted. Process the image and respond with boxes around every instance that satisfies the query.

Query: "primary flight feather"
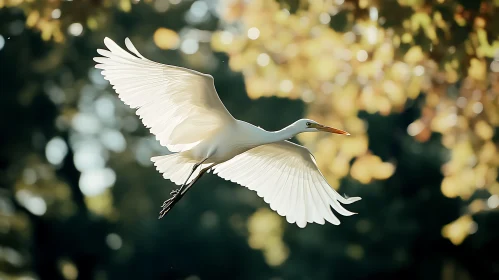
[94,37,361,228]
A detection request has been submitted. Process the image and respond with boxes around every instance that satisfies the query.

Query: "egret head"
[296,119,350,135]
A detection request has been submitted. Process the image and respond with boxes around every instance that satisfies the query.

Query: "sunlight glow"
[247,27,260,40]
[16,190,47,216]
[106,233,123,250]
[45,137,68,165]
[79,168,116,196]
[51,9,61,19]
[68,23,83,36]
[257,53,270,67]
[0,35,5,51]
[180,38,199,54]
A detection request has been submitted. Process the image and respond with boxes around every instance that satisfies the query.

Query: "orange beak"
[311,123,350,135]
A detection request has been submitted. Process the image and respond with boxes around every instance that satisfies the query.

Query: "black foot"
[158,189,182,219]
[159,189,179,208]
[169,188,180,196]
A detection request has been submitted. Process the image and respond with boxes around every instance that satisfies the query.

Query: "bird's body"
[187,120,265,163]
[94,37,361,228]
[186,119,304,163]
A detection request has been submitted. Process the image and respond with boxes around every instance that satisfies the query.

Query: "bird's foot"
[158,197,176,219]
[158,189,182,219]
[169,188,180,196]
[160,189,180,208]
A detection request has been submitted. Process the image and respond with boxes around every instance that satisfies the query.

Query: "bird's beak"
[310,123,350,135]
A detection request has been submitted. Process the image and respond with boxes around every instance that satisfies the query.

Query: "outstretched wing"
[213,141,361,228]
[94,37,235,152]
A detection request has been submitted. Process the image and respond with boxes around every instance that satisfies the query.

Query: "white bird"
[94,37,361,228]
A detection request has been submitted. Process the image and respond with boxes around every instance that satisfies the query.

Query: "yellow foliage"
[84,189,115,218]
[475,120,494,140]
[404,46,424,64]
[120,0,131,12]
[468,58,486,80]
[216,0,498,247]
[247,208,289,266]
[442,215,475,245]
[351,155,395,184]
[153,28,179,50]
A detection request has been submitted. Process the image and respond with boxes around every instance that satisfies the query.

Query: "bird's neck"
[261,125,300,144]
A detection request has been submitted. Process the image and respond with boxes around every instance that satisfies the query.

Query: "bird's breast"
[209,136,257,163]
[189,122,259,164]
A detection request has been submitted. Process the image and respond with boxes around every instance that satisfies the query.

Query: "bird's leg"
[161,159,207,208]
[158,162,212,219]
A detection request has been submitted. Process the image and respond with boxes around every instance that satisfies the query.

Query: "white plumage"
[94,37,361,228]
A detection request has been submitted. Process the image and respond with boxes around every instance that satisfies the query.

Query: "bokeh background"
[1,0,499,279]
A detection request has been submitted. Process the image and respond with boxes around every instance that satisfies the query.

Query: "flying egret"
[94,37,361,228]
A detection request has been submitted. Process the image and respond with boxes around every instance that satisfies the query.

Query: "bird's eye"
[306,122,311,126]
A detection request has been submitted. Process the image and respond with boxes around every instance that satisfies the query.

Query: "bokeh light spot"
[154,28,180,50]
[247,27,260,40]
[45,137,68,165]
[106,233,123,250]
[68,23,83,36]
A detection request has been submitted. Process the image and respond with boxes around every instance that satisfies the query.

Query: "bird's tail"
[151,153,211,186]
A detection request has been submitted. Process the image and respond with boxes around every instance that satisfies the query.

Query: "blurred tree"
[213,0,499,248]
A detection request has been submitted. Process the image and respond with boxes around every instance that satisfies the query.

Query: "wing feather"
[303,171,315,223]
[273,159,295,216]
[213,141,361,228]
[305,170,327,224]
[283,159,300,219]
[94,37,235,152]
[308,171,326,224]
[269,158,293,212]
[266,156,289,205]
[247,156,272,192]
